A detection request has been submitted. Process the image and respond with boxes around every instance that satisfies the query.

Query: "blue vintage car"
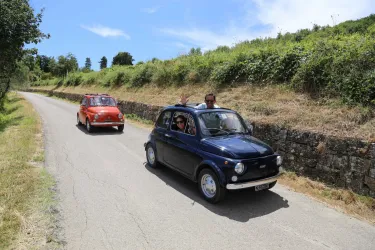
[144,104,284,203]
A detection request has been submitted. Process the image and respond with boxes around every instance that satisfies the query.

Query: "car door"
[153,110,172,164]
[79,97,87,123]
[163,112,201,177]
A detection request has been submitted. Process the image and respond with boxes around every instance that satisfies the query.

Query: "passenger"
[174,115,187,133]
[179,93,220,109]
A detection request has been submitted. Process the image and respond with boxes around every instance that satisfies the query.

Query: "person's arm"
[195,103,206,109]
[179,94,189,106]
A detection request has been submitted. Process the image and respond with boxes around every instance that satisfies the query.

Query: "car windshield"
[90,96,116,106]
[198,111,248,137]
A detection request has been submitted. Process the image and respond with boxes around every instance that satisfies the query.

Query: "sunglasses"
[176,120,184,124]
[205,100,214,103]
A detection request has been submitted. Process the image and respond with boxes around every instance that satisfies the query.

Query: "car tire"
[77,114,82,125]
[86,118,93,133]
[146,143,158,168]
[118,125,124,132]
[198,168,226,204]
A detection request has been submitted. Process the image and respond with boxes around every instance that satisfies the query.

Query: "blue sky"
[29,0,375,71]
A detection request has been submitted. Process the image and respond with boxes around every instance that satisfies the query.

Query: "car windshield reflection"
[90,97,116,107]
[198,111,248,137]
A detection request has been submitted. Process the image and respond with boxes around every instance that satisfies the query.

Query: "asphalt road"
[21,92,375,250]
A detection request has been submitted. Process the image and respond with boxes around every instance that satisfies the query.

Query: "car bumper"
[91,121,124,126]
[226,172,283,190]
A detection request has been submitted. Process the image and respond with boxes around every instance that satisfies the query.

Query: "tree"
[189,47,202,56]
[0,0,49,109]
[53,53,78,77]
[112,52,134,66]
[84,57,91,71]
[99,56,107,69]
[36,55,53,73]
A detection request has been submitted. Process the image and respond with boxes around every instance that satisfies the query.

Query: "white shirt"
[195,103,220,109]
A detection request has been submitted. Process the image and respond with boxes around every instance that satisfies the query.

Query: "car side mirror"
[245,120,253,135]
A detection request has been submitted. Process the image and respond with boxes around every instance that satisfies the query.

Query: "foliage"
[32,14,375,106]
[52,53,79,77]
[112,52,134,66]
[84,57,92,71]
[0,0,49,109]
[36,55,53,73]
[99,56,107,69]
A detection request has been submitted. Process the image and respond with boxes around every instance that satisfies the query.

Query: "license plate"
[255,183,269,191]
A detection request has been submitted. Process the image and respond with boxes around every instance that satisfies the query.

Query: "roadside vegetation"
[280,172,375,224]
[30,14,375,108]
[0,93,60,249]
[27,14,375,139]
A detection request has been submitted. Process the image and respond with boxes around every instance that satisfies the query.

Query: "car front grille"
[227,155,279,183]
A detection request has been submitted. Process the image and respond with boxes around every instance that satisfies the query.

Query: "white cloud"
[160,28,255,51]
[141,7,159,14]
[160,0,375,50]
[81,24,130,39]
[252,0,375,36]
[174,42,190,49]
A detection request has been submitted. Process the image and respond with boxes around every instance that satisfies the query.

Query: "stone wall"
[27,88,375,197]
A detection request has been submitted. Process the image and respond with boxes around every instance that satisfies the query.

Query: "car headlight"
[94,114,99,120]
[234,163,245,174]
[276,156,282,166]
[118,113,123,119]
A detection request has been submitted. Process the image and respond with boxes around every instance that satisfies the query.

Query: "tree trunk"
[0,78,11,111]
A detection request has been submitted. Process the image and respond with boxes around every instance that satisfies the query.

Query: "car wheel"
[77,114,82,125]
[146,144,158,168]
[118,124,124,132]
[198,169,226,204]
[86,118,93,133]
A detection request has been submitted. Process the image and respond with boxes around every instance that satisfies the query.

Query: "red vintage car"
[77,93,125,133]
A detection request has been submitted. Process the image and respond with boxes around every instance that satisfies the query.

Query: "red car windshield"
[89,96,116,106]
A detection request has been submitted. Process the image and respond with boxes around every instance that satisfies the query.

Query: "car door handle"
[165,133,172,138]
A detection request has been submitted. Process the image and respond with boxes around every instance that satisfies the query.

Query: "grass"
[31,84,375,140]
[0,93,61,250]
[125,114,154,127]
[279,172,375,224]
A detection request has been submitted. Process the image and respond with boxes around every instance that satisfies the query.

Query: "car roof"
[84,93,114,98]
[162,104,237,115]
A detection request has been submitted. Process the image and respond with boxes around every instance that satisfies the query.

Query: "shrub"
[30,14,375,106]
[130,64,154,87]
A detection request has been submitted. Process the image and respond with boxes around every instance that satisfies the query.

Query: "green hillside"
[32,14,375,106]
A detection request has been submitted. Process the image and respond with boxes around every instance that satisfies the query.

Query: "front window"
[89,96,116,106]
[170,111,196,136]
[198,111,247,137]
[156,111,172,129]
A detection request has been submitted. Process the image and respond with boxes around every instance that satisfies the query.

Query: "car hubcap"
[201,174,216,198]
[147,147,155,165]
